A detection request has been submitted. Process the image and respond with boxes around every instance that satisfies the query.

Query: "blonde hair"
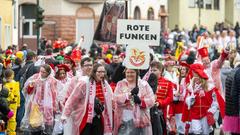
[200,78,208,90]
[192,77,208,91]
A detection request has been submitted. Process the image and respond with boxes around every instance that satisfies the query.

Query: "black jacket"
[225,65,240,116]
[16,61,39,83]
[0,87,11,122]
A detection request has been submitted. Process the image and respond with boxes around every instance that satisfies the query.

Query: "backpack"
[19,63,33,89]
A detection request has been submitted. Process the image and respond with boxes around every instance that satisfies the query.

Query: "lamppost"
[196,0,202,27]
[36,0,44,51]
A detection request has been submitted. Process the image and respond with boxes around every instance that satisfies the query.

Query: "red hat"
[190,63,208,79]
[49,63,55,70]
[53,41,62,49]
[71,49,81,62]
[56,64,70,72]
[198,47,209,58]
[5,49,12,55]
[64,55,76,67]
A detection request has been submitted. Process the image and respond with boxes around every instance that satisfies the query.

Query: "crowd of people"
[0,23,239,135]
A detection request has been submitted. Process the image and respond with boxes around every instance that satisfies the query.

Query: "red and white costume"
[169,77,187,134]
[62,79,113,135]
[155,77,173,120]
[198,47,229,97]
[182,63,225,135]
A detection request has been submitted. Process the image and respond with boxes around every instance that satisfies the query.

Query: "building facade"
[168,0,224,32]
[19,0,104,50]
[225,0,240,26]
[18,0,168,50]
[168,0,240,32]
[0,0,12,50]
[128,0,168,31]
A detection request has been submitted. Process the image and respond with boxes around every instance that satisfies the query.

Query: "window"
[189,0,206,8]
[189,0,196,8]
[205,0,212,9]
[237,0,240,9]
[197,0,204,8]
[21,4,37,37]
[22,19,38,37]
[5,25,11,47]
[22,4,37,19]
[23,21,30,35]
[214,0,220,10]
[134,6,141,19]
[147,8,154,20]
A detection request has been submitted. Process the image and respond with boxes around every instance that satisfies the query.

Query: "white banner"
[117,19,160,46]
[124,45,150,69]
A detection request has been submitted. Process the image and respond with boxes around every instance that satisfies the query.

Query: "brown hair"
[80,57,92,67]
[124,68,139,75]
[55,69,66,79]
[178,66,188,84]
[89,63,107,82]
[150,61,164,72]
[41,64,52,76]
[4,69,14,79]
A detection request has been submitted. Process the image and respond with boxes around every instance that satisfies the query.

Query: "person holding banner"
[113,68,155,135]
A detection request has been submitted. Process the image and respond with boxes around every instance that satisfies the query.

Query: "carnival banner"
[93,1,127,43]
[124,44,150,69]
[117,19,160,46]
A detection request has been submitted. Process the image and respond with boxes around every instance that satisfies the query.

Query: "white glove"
[186,95,195,109]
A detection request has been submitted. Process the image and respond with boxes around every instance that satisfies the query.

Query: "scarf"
[87,80,112,133]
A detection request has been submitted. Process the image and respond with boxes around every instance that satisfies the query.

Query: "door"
[76,19,94,52]
[5,25,11,49]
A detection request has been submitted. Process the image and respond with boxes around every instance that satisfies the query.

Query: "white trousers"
[175,113,185,134]
[190,117,212,135]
